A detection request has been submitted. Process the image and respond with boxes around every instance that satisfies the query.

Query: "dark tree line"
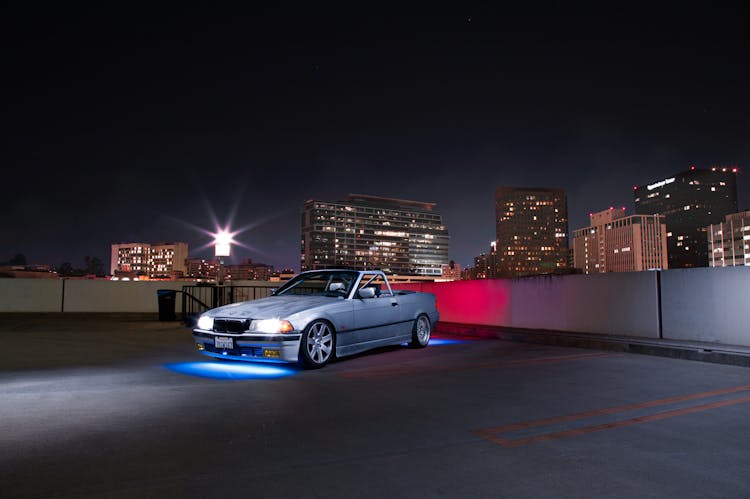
[57,256,106,277]
[1,253,28,265]
[2,254,106,277]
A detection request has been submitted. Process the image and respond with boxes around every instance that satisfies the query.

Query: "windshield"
[274,270,359,297]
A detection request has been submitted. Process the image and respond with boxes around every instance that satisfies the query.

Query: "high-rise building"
[708,210,750,267]
[573,207,668,273]
[301,194,449,276]
[634,166,738,268]
[110,242,188,278]
[495,187,569,278]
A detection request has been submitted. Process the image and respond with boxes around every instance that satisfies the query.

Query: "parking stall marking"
[472,384,750,448]
[338,351,619,379]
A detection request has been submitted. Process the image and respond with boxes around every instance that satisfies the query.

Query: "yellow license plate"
[263,349,280,358]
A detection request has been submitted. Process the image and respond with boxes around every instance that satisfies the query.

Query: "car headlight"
[252,319,294,334]
[197,315,214,331]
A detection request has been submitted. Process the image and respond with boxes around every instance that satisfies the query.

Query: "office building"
[495,187,569,278]
[439,261,462,281]
[708,210,750,267]
[111,242,188,278]
[301,194,449,276]
[634,166,738,268]
[573,207,668,273]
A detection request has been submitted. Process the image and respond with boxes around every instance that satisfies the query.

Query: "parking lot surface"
[1,314,749,498]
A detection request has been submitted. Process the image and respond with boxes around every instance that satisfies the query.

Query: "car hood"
[205,295,342,319]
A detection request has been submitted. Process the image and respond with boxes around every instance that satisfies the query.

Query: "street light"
[214,230,232,285]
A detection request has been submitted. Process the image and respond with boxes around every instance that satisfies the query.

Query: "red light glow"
[732,168,738,173]
[392,279,511,325]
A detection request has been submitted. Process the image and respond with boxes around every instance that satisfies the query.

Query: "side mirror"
[357,287,376,299]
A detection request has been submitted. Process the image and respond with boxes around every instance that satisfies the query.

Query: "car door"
[351,273,401,348]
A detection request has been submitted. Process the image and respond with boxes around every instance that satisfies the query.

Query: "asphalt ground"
[1,314,750,498]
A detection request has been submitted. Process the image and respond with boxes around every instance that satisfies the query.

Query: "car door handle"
[391,302,398,307]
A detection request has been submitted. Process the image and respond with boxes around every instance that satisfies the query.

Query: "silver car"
[192,269,439,368]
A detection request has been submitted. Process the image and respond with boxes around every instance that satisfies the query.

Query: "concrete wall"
[0,279,276,313]
[2,269,749,347]
[660,267,750,345]
[0,279,64,312]
[394,272,660,338]
[393,279,512,325]
[509,272,660,338]
[63,281,185,313]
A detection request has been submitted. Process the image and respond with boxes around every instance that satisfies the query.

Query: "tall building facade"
[634,166,738,268]
[573,208,668,273]
[301,194,449,276]
[708,210,750,267]
[495,187,569,278]
[110,242,188,278]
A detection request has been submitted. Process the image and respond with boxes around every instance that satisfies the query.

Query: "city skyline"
[3,8,749,270]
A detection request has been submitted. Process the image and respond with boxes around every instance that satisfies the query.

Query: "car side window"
[357,273,392,297]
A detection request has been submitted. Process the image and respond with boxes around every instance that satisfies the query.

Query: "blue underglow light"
[400,338,469,347]
[429,338,468,346]
[164,361,297,380]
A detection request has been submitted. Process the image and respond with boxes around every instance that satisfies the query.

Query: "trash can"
[157,289,177,321]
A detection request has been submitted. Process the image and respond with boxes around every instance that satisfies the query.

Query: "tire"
[299,320,336,369]
[410,314,431,348]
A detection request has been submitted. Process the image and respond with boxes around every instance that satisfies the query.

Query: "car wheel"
[299,320,335,369]
[410,314,431,348]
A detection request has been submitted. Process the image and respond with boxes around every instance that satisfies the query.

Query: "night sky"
[3,7,749,271]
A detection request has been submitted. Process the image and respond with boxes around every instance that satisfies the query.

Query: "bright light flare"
[213,228,235,257]
[164,361,297,379]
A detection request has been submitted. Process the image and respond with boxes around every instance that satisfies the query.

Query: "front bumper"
[193,329,302,363]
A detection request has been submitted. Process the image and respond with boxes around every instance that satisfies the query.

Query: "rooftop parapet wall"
[660,267,750,346]
[393,271,660,339]
[2,270,750,348]
[510,272,660,337]
[0,279,63,313]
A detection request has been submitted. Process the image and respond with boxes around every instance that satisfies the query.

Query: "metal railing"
[181,284,277,325]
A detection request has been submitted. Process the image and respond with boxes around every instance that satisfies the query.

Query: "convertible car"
[192,269,439,368]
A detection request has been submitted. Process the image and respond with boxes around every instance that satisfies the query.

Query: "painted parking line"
[473,384,750,448]
[339,351,618,379]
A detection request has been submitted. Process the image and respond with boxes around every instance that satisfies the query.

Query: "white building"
[111,242,189,278]
[708,210,750,267]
